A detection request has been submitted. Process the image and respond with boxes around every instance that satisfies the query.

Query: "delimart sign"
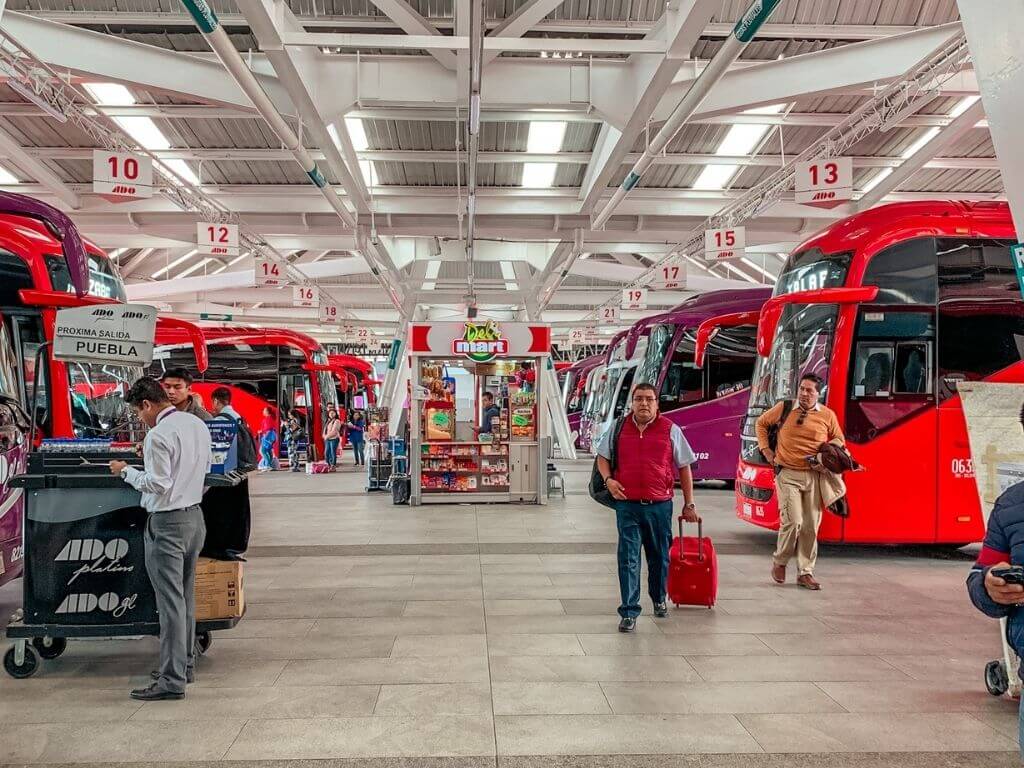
[451,321,509,363]
[53,304,157,366]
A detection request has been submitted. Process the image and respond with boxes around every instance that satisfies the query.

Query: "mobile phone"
[991,566,1024,585]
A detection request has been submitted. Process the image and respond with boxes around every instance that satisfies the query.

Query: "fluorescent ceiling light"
[177,257,212,278]
[0,166,19,185]
[424,261,441,280]
[344,118,370,151]
[681,253,713,273]
[526,121,566,153]
[579,252,590,260]
[950,95,981,117]
[228,252,250,266]
[499,261,516,281]
[740,256,776,281]
[152,249,198,278]
[505,282,519,291]
[331,121,378,186]
[522,162,558,188]
[84,83,199,186]
[692,103,785,191]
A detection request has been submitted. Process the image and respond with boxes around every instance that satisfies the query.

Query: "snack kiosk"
[408,321,552,505]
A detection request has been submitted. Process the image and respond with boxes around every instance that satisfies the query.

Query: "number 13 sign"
[795,157,852,209]
[197,222,240,257]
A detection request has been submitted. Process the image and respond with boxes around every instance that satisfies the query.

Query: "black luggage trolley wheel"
[4,644,39,678]
[32,636,67,660]
[985,659,1010,696]
[195,631,213,656]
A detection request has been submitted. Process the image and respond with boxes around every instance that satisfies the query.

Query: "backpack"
[221,414,258,471]
[766,399,795,454]
[588,416,628,509]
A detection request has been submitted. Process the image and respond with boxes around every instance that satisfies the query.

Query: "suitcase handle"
[678,515,704,562]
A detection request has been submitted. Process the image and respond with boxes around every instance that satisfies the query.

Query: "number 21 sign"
[197,222,240,257]
[795,157,852,209]
[92,150,154,201]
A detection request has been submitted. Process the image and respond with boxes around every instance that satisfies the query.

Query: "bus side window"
[851,343,894,398]
[894,342,931,394]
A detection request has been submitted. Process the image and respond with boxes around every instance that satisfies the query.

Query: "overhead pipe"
[179,0,403,311]
[464,0,484,298]
[591,0,783,230]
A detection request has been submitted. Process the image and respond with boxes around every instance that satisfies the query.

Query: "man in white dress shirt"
[110,377,212,701]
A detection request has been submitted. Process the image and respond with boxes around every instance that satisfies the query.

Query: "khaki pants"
[773,468,823,576]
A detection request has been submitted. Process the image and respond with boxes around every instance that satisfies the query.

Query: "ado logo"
[56,592,137,617]
[56,538,134,585]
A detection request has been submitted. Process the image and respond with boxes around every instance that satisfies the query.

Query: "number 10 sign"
[92,150,154,201]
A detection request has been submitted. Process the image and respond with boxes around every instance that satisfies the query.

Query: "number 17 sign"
[651,260,686,290]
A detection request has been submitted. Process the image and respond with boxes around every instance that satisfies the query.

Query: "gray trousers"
[144,505,205,694]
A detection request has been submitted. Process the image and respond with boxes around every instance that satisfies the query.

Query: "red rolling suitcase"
[667,517,717,608]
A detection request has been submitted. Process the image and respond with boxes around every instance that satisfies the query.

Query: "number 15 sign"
[704,227,745,261]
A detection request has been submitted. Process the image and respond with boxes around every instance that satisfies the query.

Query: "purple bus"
[623,288,772,481]
[561,353,603,448]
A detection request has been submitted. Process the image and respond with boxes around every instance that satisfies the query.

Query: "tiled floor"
[0,459,1020,768]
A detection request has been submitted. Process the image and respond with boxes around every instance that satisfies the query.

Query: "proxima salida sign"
[53,303,157,366]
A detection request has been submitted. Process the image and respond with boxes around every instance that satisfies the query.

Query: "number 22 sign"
[92,150,154,201]
[197,222,240,257]
[254,257,286,287]
[795,157,852,209]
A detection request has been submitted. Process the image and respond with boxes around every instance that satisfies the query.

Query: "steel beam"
[0,126,79,209]
[364,0,457,69]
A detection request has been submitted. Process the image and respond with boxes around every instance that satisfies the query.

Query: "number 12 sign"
[621,288,647,310]
[197,222,240,257]
[795,157,852,209]
[92,150,154,201]
[704,226,745,261]
[293,286,320,308]
[254,257,286,287]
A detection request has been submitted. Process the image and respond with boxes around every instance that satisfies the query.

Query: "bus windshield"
[636,324,674,386]
[775,248,852,296]
[67,362,143,441]
[742,304,838,459]
[45,253,127,301]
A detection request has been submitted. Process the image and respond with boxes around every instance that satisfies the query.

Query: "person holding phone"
[967,404,1024,758]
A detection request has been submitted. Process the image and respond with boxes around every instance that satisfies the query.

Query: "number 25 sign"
[92,150,154,201]
[795,157,852,209]
[254,257,286,287]
[197,222,240,257]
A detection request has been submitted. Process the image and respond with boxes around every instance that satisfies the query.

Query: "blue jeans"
[615,500,673,619]
[352,440,365,465]
[325,437,340,466]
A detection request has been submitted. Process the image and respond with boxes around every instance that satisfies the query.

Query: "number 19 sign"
[197,222,239,257]
[704,226,745,261]
[621,288,647,310]
[254,257,286,287]
[795,157,852,209]
[92,150,154,201]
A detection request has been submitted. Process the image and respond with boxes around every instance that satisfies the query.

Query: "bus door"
[842,307,937,543]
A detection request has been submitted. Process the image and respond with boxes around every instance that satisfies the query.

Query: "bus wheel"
[985,660,1009,697]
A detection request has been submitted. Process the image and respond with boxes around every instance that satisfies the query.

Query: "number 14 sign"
[254,257,286,287]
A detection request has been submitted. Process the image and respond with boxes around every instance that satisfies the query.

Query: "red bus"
[153,326,339,461]
[329,353,379,408]
[736,200,1022,545]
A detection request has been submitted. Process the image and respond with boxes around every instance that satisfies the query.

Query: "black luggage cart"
[3,449,246,678]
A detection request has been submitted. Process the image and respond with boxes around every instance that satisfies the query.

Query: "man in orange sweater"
[756,373,844,590]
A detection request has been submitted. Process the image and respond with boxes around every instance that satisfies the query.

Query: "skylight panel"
[152,249,198,278]
[177,258,212,278]
[526,121,566,154]
[0,166,19,185]
[522,162,558,188]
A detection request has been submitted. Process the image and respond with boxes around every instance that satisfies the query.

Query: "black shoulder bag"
[766,399,794,453]
[588,416,628,509]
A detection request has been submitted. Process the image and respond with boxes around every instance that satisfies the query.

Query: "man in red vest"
[596,383,698,632]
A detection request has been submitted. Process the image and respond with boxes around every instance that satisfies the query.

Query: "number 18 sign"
[795,157,852,209]
[197,222,240,257]
[320,302,340,323]
[92,150,154,201]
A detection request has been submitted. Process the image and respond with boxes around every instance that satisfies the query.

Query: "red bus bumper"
[734,460,780,530]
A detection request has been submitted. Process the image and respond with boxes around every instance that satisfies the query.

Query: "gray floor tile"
[485,599,567,615]
[817,680,1009,713]
[130,684,380,719]
[212,635,396,660]
[600,681,844,714]
[688,655,907,682]
[278,656,492,686]
[374,683,492,715]
[391,633,489,657]
[0,689,143,724]
[492,682,612,714]
[494,714,762,755]
[402,599,486,618]
[311,616,486,636]
[738,712,1017,752]
[488,633,586,656]
[225,715,495,758]
[490,655,700,683]
[578,633,775,657]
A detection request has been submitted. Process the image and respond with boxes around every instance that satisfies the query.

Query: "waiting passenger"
[161,367,212,420]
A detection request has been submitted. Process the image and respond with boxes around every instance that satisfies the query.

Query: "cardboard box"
[194,557,245,621]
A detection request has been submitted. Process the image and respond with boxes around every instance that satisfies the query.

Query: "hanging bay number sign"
[621,288,647,310]
[600,306,619,324]
[795,157,852,209]
[704,226,745,261]
[293,285,320,308]
[650,261,686,290]
[568,328,586,348]
[92,150,154,201]
[319,302,341,323]
[254,256,287,287]
[197,222,240,257]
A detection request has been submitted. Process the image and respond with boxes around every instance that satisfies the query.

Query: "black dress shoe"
[654,602,668,617]
[130,683,184,701]
[618,617,636,633]
[151,669,194,684]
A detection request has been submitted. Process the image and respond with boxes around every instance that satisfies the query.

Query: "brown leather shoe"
[771,563,786,584]
[797,574,821,591]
